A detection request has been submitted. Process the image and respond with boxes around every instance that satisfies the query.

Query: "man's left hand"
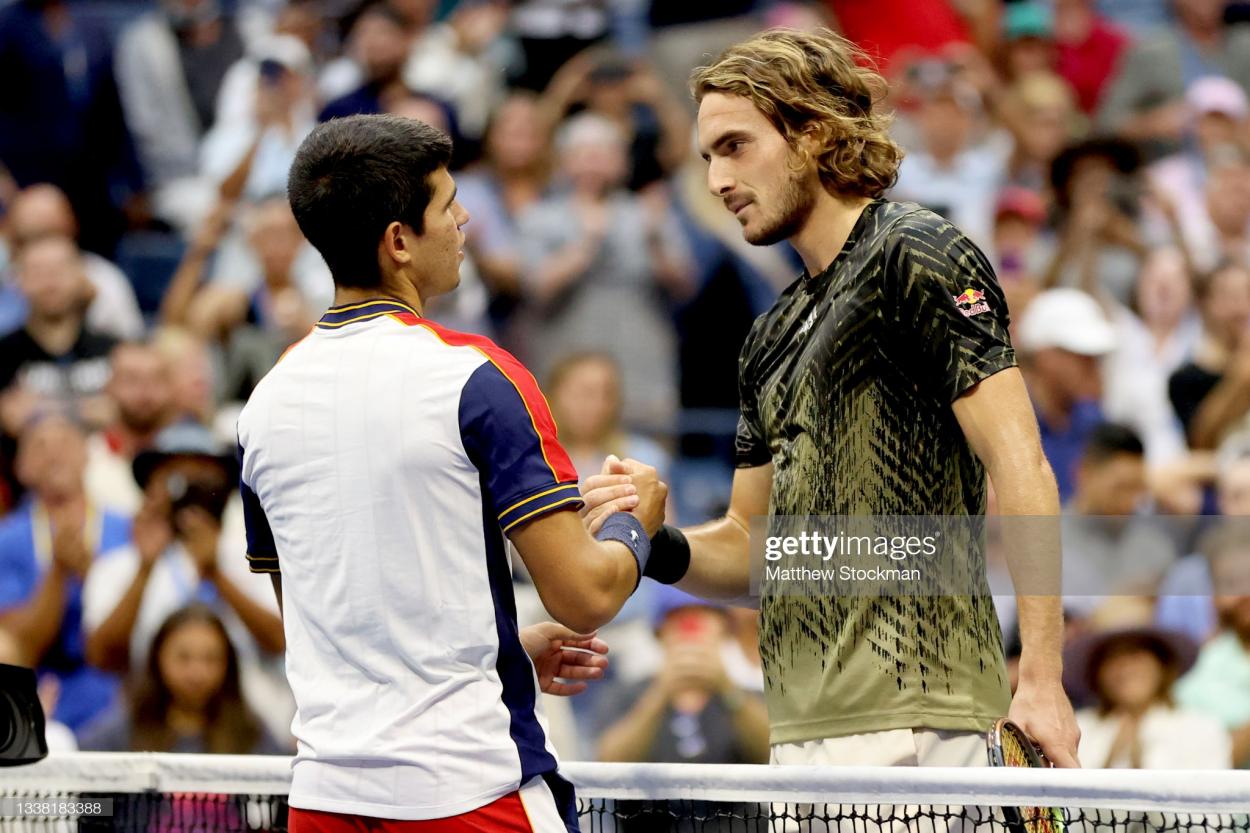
[1008,677,1081,767]
[520,622,609,697]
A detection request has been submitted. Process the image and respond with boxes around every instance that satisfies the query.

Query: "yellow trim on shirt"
[501,496,584,533]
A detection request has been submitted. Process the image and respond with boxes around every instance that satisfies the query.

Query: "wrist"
[1017,655,1063,686]
[644,524,690,585]
[594,512,650,588]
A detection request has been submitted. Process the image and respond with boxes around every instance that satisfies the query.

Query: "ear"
[379,220,414,267]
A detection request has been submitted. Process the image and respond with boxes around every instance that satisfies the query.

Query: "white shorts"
[771,728,987,767]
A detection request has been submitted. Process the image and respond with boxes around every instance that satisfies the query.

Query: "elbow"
[550,599,615,636]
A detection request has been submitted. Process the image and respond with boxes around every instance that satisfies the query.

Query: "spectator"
[153,328,219,428]
[595,586,769,765]
[1191,150,1250,270]
[1103,246,1199,464]
[85,342,177,516]
[1017,288,1117,500]
[541,50,693,191]
[0,413,129,735]
[1060,423,1177,604]
[1168,261,1250,449]
[82,420,283,676]
[1157,447,1250,642]
[517,113,693,430]
[1053,0,1132,115]
[401,0,511,141]
[546,351,670,479]
[997,71,1085,196]
[115,0,248,232]
[0,0,142,255]
[891,69,1002,246]
[0,236,117,438]
[1147,76,1249,271]
[1097,0,1250,157]
[2,184,144,341]
[1069,619,1230,767]
[81,604,284,753]
[999,1,1057,82]
[457,92,555,337]
[201,35,318,205]
[1174,521,1250,767]
[508,0,610,92]
[990,187,1049,309]
[1044,137,1147,305]
[318,4,419,122]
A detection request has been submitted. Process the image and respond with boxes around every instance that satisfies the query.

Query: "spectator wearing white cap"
[1017,287,1116,500]
[1168,261,1250,450]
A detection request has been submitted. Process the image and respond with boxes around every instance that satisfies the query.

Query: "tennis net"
[2,753,1249,832]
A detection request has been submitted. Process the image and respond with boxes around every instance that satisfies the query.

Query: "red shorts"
[287,775,577,833]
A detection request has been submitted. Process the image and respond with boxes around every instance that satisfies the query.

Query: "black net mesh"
[3,792,1249,833]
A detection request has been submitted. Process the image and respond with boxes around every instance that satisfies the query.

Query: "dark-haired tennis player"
[236,114,666,832]
[588,28,1080,769]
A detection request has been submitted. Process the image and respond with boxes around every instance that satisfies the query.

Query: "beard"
[742,168,817,247]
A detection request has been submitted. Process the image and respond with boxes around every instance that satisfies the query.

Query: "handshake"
[580,454,668,539]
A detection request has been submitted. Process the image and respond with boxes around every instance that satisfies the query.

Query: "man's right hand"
[581,454,670,535]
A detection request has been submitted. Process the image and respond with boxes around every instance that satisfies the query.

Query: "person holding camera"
[81,421,284,680]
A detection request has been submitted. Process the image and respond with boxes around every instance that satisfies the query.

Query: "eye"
[727,140,745,155]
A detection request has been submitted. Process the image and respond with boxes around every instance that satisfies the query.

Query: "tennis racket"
[986,718,1067,833]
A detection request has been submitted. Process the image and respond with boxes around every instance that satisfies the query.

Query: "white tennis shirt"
[236,298,584,820]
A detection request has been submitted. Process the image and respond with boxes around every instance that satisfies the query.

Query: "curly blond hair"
[690,28,903,199]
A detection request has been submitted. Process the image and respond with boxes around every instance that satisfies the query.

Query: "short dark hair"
[287,114,453,288]
[1082,422,1144,466]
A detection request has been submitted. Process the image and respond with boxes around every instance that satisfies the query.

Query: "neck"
[790,191,873,277]
[26,313,81,354]
[167,704,206,734]
[38,491,84,513]
[333,282,425,316]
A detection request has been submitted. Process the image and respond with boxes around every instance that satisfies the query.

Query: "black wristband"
[644,524,691,585]
[594,512,650,587]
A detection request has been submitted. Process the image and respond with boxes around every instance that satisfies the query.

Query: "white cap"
[253,35,313,77]
[1016,288,1116,356]
[1187,75,1248,120]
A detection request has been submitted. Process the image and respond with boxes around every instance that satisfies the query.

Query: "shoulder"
[878,202,978,258]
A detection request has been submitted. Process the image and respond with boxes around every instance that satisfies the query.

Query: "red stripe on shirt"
[390,312,579,484]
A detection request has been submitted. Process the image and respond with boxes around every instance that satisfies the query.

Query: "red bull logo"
[952,287,991,317]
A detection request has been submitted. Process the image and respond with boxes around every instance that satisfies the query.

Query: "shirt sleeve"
[735,317,772,469]
[458,357,583,535]
[887,212,1017,403]
[237,442,279,574]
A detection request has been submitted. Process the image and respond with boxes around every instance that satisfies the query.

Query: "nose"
[706,157,735,197]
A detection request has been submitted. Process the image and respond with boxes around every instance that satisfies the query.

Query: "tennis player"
[588,29,1080,769]
[236,115,666,832]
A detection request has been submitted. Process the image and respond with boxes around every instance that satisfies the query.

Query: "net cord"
[4,754,1250,814]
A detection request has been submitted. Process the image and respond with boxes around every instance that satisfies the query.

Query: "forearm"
[993,455,1064,683]
[532,242,595,306]
[1231,724,1250,768]
[596,685,668,762]
[0,567,71,664]
[159,248,214,326]
[1188,378,1250,449]
[85,566,151,670]
[678,515,753,600]
[211,570,285,653]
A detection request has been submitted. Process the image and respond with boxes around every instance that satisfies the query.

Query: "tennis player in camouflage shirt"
[585,28,1079,768]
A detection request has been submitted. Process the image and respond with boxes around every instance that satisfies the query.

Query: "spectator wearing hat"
[0,412,129,735]
[1097,0,1250,158]
[1168,261,1250,450]
[81,420,283,677]
[595,585,769,765]
[1017,288,1116,500]
[1147,76,1249,273]
[991,187,1049,306]
[1069,618,1230,768]
[1174,521,1250,767]
[1000,1,1057,82]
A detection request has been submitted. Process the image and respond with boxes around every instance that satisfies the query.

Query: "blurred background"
[1,0,1250,771]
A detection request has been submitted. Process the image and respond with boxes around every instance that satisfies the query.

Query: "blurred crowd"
[2,0,1250,771]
